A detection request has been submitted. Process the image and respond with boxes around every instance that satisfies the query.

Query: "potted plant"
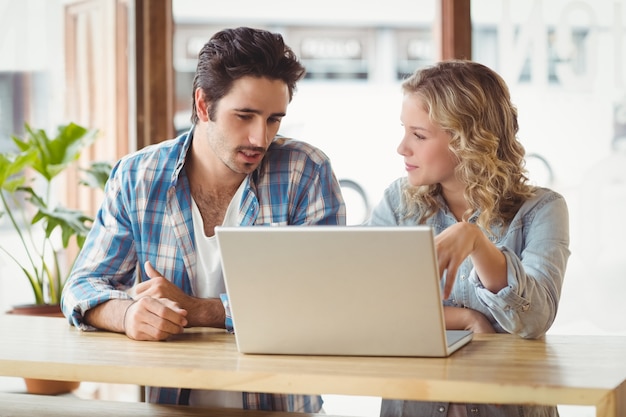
[0,122,111,394]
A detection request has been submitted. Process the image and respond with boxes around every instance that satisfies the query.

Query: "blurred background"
[1,1,625,415]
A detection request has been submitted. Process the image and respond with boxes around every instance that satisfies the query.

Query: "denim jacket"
[368,177,570,417]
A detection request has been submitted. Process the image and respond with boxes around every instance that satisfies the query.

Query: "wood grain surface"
[1,315,625,416]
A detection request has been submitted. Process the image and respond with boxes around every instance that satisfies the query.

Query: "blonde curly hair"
[401,60,535,232]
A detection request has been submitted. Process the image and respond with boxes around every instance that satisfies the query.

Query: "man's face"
[202,76,290,175]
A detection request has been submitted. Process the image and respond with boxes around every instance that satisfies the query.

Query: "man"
[61,27,345,411]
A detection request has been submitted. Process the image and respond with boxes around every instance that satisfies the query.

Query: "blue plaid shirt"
[61,129,345,411]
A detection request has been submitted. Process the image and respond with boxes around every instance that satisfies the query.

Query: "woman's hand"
[444,306,496,334]
[435,222,507,298]
[435,223,480,298]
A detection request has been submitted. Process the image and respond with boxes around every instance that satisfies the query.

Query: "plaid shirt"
[61,128,345,411]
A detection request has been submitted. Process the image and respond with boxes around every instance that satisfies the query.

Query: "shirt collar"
[170,126,195,187]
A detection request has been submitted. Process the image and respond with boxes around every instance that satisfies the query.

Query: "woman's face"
[398,93,459,188]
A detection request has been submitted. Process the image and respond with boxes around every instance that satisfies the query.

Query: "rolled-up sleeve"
[472,193,570,338]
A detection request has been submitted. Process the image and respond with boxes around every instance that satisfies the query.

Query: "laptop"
[215,226,473,357]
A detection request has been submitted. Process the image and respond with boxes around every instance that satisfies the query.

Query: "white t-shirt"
[188,181,245,408]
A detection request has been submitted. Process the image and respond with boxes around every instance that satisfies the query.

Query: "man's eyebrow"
[234,107,258,114]
[234,107,286,118]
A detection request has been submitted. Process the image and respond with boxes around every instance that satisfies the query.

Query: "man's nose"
[249,122,269,147]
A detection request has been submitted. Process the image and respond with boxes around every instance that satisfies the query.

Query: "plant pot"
[8,303,65,317]
[7,304,81,395]
[22,378,80,396]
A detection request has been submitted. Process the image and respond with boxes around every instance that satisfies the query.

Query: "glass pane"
[0,0,65,311]
[173,2,436,412]
[0,1,63,141]
[472,0,626,339]
[172,0,437,226]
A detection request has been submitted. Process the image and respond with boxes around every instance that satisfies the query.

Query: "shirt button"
[461,274,466,280]
[470,407,479,413]
[438,406,446,412]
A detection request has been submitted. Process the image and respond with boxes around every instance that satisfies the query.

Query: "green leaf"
[1,121,106,305]
[0,246,44,305]
[80,161,113,190]
[0,150,37,192]
[14,123,98,182]
[29,199,93,249]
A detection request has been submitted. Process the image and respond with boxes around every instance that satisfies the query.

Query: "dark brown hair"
[190,27,306,124]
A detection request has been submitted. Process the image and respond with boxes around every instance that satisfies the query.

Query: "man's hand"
[137,261,226,328]
[123,297,188,341]
[84,296,188,342]
[135,261,192,304]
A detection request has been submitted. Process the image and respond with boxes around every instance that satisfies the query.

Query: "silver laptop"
[215,226,473,357]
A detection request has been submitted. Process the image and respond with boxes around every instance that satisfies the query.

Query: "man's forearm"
[85,296,226,332]
[185,297,226,328]
[84,299,134,333]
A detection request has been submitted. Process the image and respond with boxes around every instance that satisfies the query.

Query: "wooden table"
[0,315,625,417]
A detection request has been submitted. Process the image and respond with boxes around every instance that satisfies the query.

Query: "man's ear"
[195,88,210,122]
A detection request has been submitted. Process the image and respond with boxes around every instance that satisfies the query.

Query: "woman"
[368,60,570,417]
